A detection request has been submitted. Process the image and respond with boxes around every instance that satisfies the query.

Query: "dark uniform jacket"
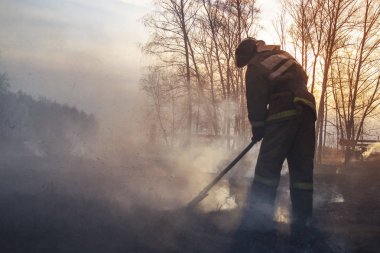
[245,44,316,127]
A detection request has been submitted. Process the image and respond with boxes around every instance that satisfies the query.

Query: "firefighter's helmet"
[235,37,263,68]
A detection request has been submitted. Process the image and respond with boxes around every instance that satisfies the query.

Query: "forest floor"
[0,153,379,253]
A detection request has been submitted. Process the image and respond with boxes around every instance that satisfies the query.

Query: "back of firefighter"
[235,38,316,235]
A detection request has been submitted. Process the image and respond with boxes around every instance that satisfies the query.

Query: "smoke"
[363,142,380,159]
[1,69,259,215]
[0,73,308,253]
[126,139,254,211]
[23,140,46,157]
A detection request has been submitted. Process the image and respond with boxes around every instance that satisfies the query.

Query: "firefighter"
[235,38,316,235]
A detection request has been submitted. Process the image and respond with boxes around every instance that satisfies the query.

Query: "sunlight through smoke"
[215,184,238,210]
[363,142,380,159]
[330,193,345,203]
[200,182,238,212]
[274,205,291,224]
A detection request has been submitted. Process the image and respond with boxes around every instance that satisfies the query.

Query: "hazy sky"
[0,0,280,122]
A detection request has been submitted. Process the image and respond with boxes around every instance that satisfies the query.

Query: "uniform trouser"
[247,106,315,228]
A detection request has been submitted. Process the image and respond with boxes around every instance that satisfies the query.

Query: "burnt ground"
[0,155,379,253]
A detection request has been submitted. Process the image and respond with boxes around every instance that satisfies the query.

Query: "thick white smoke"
[363,142,380,159]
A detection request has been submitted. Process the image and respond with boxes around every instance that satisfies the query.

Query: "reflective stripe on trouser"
[253,174,279,187]
[291,182,313,190]
[253,106,315,225]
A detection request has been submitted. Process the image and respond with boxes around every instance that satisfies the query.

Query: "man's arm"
[245,65,270,142]
[246,65,270,126]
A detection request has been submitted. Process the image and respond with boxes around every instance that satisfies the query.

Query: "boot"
[239,182,277,232]
[290,189,314,247]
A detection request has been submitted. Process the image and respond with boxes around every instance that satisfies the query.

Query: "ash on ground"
[0,152,379,253]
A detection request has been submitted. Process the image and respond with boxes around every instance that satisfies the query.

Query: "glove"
[251,126,265,143]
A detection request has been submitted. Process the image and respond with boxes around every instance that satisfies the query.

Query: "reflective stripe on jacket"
[266,92,317,123]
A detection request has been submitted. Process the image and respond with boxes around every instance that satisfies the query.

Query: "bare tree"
[314,0,358,163]
[143,0,200,144]
[330,0,380,163]
[142,0,260,147]
[273,7,288,50]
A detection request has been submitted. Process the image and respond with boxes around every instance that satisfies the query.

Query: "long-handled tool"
[186,141,255,209]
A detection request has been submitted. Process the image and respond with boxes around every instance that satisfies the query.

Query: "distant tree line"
[0,74,97,157]
[141,0,380,164]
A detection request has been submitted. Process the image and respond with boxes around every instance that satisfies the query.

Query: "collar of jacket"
[257,44,281,52]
